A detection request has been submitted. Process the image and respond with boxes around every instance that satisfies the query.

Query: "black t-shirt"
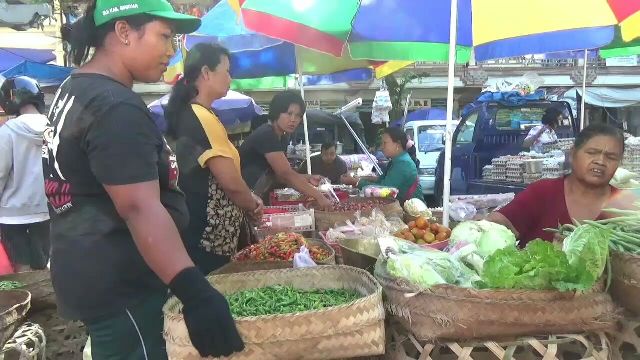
[238,123,288,189]
[299,155,348,184]
[43,73,188,321]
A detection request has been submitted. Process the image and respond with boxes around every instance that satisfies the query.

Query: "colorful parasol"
[607,0,640,42]
[239,0,638,62]
[164,0,411,87]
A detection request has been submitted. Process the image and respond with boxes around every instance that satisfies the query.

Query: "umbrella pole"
[442,0,459,228]
[296,51,312,175]
[580,49,588,130]
[401,91,412,128]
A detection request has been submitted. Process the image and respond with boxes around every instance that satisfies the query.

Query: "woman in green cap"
[43,0,243,359]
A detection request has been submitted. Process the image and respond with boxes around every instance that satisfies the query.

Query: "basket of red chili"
[163,265,385,360]
[233,232,335,265]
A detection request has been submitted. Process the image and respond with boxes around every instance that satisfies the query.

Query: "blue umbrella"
[0,48,55,72]
[2,61,72,87]
[392,108,448,127]
[148,89,263,135]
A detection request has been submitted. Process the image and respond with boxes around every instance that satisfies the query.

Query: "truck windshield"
[417,125,446,153]
[494,106,569,131]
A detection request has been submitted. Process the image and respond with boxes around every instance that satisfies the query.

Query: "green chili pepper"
[0,281,24,290]
[226,286,360,317]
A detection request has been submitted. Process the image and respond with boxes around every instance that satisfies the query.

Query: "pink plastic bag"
[0,234,14,275]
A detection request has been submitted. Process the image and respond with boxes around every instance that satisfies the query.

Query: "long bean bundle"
[551,208,640,254]
[226,285,360,317]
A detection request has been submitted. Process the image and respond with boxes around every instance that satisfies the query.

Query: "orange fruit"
[423,232,436,243]
[438,226,452,237]
[435,232,449,242]
[415,217,428,230]
[430,223,440,233]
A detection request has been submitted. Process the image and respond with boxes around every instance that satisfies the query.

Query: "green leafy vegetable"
[450,221,517,258]
[482,240,574,290]
[385,245,480,288]
[482,223,611,291]
[562,224,611,286]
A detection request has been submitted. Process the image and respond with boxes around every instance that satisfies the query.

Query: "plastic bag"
[375,236,479,288]
[293,246,317,268]
[449,201,478,222]
[362,185,398,198]
[0,238,13,275]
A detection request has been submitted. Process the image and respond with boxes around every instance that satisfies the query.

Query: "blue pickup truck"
[434,92,578,201]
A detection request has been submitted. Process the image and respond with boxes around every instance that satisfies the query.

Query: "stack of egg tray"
[491,157,508,181]
[542,162,564,179]
[506,159,524,183]
[482,165,494,181]
[623,145,640,174]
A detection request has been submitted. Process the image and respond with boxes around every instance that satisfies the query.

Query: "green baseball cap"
[94,0,201,34]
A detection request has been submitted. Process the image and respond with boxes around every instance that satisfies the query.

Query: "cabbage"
[387,253,448,287]
[450,221,517,258]
[384,245,479,288]
[403,198,431,217]
[562,224,611,287]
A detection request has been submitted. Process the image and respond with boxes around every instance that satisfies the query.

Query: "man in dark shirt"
[299,142,348,184]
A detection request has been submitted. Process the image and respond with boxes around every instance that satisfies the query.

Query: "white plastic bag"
[293,246,317,268]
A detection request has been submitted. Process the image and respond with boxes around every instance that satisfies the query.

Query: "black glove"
[169,267,245,357]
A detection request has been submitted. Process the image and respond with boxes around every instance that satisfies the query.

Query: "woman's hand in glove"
[169,267,244,357]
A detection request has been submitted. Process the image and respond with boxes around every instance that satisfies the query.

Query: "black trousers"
[0,220,50,269]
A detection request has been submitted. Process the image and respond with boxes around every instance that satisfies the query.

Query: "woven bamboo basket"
[212,260,293,275]
[386,320,610,360]
[610,250,640,316]
[314,198,403,231]
[1,322,46,360]
[164,266,386,360]
[376,271,619,341]
[608,314,640,359]
[27,307,87,359]
[0,270,55,311]
[0,290,31,348]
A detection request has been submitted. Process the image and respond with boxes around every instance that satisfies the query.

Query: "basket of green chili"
[163,265,385,360]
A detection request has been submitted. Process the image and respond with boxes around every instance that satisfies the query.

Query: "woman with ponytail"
[44,1,243,359]
[165,43,263,274]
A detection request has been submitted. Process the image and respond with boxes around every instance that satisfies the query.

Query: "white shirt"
[525,125,558,153]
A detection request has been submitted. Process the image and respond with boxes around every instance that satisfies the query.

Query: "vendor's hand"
[170,268,245,357]
[247,193,264,222]
[315,196,333,211]
[341,175,358,186]
[307,174,324,186]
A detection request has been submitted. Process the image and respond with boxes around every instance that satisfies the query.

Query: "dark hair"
[574,123,625,153]
[165,43,230,136]
[321,141,336,152]
[68,0,157,66]
[541,107,563,126]
[382,127,408,150]
[268,90,306,122]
